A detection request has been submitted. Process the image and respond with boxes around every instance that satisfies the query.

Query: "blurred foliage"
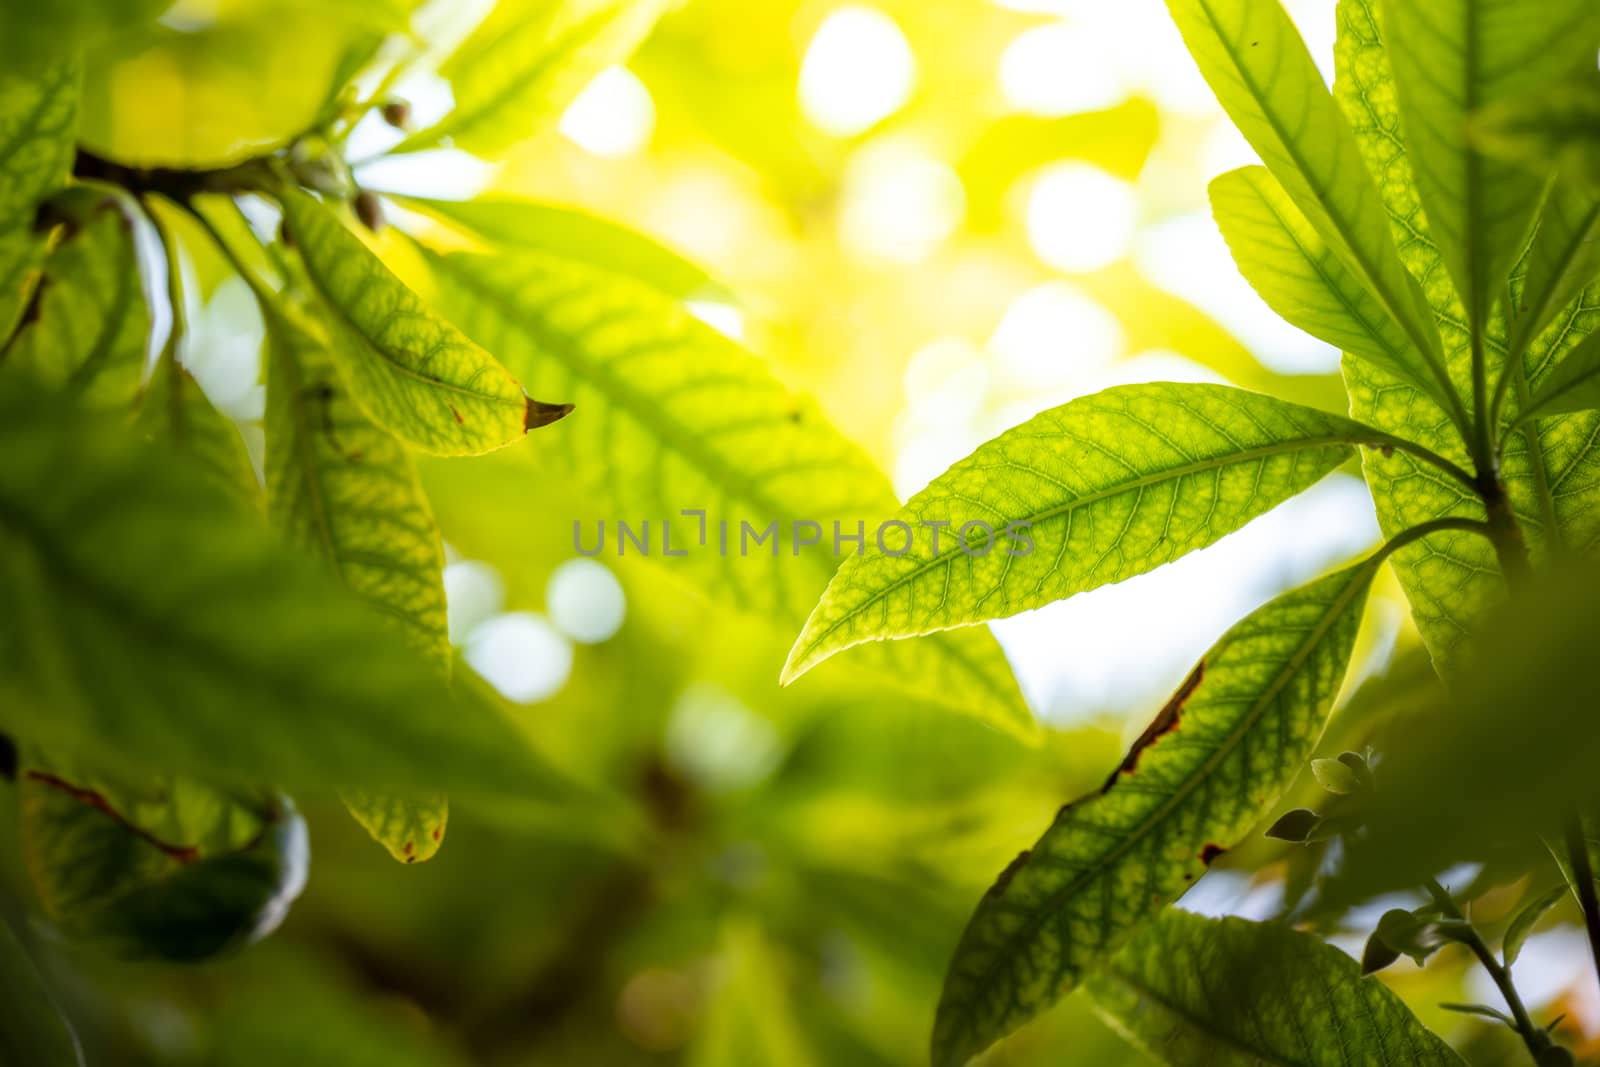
[2,0,1600,1065]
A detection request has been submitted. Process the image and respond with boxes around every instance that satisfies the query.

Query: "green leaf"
[931,560,1376,1066]
[1381,0,1600,328]
[1264,807,1320,842]
[279,188,571,456]
[1516,330,1600,423]
[1473,71,1600,193]
[18,759,307,962]
[785,383,1417,683]
[1504,883,1567,967]
[1508,182,1600,355]
[0,377,571,803]
[0,58,79,228]
[395,195,718,301]
[690,920,812,1067]
[262,301,457,862]
[0,1,167,71]
[1310,756,1360,794]
[263,302,450,667]
[1210,165,1435,387]
[0,225,49,344]
[1166,0,1455,421]
[1089,911,1465,1066]
[136,354,261,511]
[0,917,83,1067]
[1334,0,1600,669]
[339,789,448,865]
[422,248,1032,737]
[4,204,150,408]
[392,0,669,157]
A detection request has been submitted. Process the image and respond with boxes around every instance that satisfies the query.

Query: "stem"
[1426,878,1551,1062]
[1369,435,1479,493]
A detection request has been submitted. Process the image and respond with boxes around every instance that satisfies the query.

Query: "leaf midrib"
[800,432,1359,662]
[1095,965,1305,1067]
[946,562,1373,1038]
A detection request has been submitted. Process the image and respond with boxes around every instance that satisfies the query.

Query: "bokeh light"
[797,6,915,137]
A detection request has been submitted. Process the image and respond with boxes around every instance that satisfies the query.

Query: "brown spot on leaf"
[1200,843,1227,867]
[1103,662,1205,790]
[403,841,414,855]
[431,827,442,842]
[525,397,575,430]
[449,404,463,424]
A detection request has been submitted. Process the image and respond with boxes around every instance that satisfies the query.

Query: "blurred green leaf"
[0,0,168,71]
[394,0,670,157]
[19,762,307,962]
[4,204,149,408]
[1090,910,1465,1065]
[423,247,1033,737]
[77,8,374,168]
[0,917,83,1067]
[262,300,456,862]
[1503,883,1567,967]
[1381,0,1600,329]
[397,195,718,301]
[1329,559,1600,901]
[1210,164,1437,398]
[785,383,1420,683]
[1473,72,1600,192]
[1515,330,1600,423]
[280,188,570,457]
[0,66,76,225]
[136,354,261,511]
[0,378,571,803]
[691,920,813,1067]
[931,560,1376,1067]
[1168,0,1453,421]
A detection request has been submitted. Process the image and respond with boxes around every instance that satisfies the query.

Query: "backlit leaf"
[1210,164,1429,385]
[1509,182,1600,356]
[4,204,149,407]
[1336,0,1600,669]
[1516,330,1600,423]
[1503,883,1567,967]
[262,301,455,862]
[393,0,669,157]
[280,188,570,457]
[0,917,82,1067]
[1089,910,1464,1066]
[931,560,1377,1066]
[1166,0,1455,421]
[423,248,1033,738]
[785,383,1430,683]
[0,378,570,803]
[0,59,78,317]
[1381,0,1600,328]
[396,195,717,301]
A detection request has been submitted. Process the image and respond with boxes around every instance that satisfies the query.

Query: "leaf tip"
[525,397,575,430]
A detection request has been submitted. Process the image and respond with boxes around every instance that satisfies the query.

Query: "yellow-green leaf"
[339,789,448,865]
[0,58,78,228]
[1382,0,1600,328]
[1166,0,1457,423]
[1211,165,1430,384]
[1515,329,1600,424]
[932,559,1376,1067]
[1473,71,1600,192]
[785,383,1429,684]
[1090,911,1465,1066]
[279,188,570,457]
[1508,181,1600,356]
[396,195,717,301]
[423,247,1032,738]
[393,0,669,157]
